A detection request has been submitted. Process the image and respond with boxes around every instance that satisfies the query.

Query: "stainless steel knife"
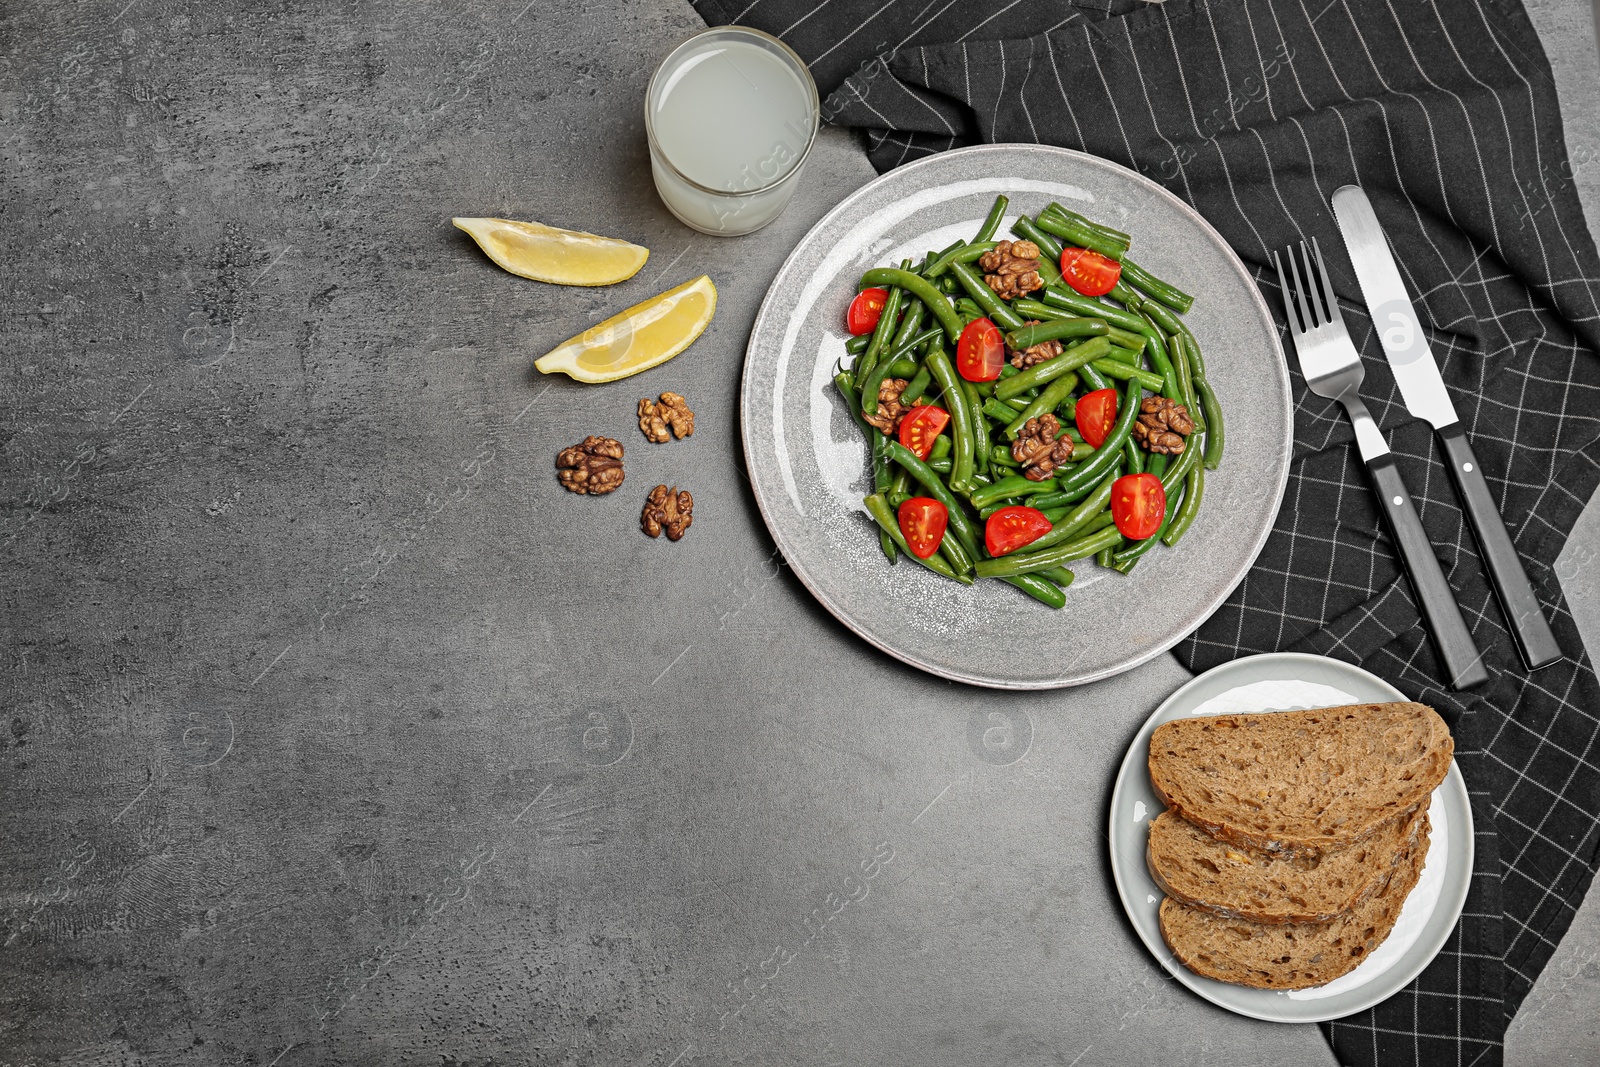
[1331,185,1561,670]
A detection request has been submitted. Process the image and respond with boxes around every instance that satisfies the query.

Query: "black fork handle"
[1367,454,1490,690]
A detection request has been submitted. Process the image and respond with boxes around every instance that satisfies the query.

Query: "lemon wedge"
[452,216,649,286]
[534,275,716,383]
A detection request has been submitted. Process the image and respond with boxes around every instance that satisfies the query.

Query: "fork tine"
[1286,241,1317,333]
[1310,237,1341,327]
[1298,242,1325,326]
[1272,250,1300,335]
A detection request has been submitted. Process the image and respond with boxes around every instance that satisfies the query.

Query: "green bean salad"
[835,195,1224,608]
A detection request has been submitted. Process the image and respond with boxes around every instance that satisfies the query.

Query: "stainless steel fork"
[1273,239,1488,690]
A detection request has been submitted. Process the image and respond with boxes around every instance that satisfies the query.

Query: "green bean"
[954,297,986,321]
[886,358,918,379]
[1120,258,1194,314]
[1099,345,1140,365]
[1139,313,1184,403]
[970,474,1058,510]
[892,326,943,364]
[1011,216,1063,261]
[1026,490,1075,511]
[1035,213,1127,261]
[1053,378,1141,499]
[878,528,899,564]
[1105,324,1147,351]
[1037,565,1076,588]
[1043,202,1131,244]
[1038,505,1072,523]
[860,267,964,340]
[1167,330,1202,431]
[946,260,1026,330]
[924,241,997,279]
[888,465,911,505]
[892,293,926,348]
[863,494,970,584]
[1004,318,1110,350]
[1010,464,1121,555]
[939,526,975,575]
[921,347,975,494]
[975,195,1009,243]
[1004,373,1079,439]
[990,445,1021,469]
[1040,286,1149,332]
[1108,280,1143,310]
[998,573,1065,609]
[1096,546,1115,569]
[835,372,893,495]
[886,439,981,560]
[900,367,932,408]
[1186,334,1224,470]
[1090,358,1164,391]
[929,434,951,462]
[858,261,908,369]
[856,276,906,412]
[983,397,1021,423]
[1124,438,1144,475]
[1163,466,1205,547]
[1078,361,1111,391]
[996,336,1113,400]
[940,274,961,294]
[846,334,871,355]
[1011,298,1073,323]
[912,241,965,279]
[974,521,1124,578]
[961,379,988,480]
[928,457,951,474]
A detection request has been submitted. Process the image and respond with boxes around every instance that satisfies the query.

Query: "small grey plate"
[739,144,1291,688]
[1108,652,1473,1023]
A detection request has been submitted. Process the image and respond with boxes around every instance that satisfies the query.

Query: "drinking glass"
[645,26,819,237]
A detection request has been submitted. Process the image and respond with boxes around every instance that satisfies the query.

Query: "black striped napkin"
[692,2,1600,1064]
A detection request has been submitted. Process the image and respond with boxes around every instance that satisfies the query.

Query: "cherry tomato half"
[985,505,1053,557]
[898,497,948,559]
[1111,473,1166,540]
[1074,387,1119,449]
[956,318,1005,382]
[1059,247,1122,297]
[847,288,889,335]
[898,405,951,461]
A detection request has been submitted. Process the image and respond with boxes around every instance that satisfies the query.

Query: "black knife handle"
[1366,453,1490,689]
[1437,422,1561,669]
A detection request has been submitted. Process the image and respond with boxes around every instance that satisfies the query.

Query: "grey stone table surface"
[1,3,1597,1066]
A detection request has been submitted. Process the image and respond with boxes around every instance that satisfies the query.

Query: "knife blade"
[1330,185,1561,670]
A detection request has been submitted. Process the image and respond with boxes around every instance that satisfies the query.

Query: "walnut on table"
[555,435,625,495]
[1010,413,1076,481]
[861,377,910,435]
[638,391,695,443]
[641,485,693,541]
[978,239,1044,301]
[1132,396,1195,455]
[1008,320,1063,369]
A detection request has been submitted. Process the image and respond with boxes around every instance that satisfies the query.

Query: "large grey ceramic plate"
[740,144,1291,688]
[1108,652,1473,1023]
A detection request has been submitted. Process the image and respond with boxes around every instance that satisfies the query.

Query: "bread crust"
[1147,702,1452,854]
[1158,814,1431,990]
[1146,804,1427,924]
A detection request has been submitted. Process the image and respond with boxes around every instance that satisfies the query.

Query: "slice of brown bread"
[1148,702,1452,853]
[1159,814,1431,990]
[1146,804,1427,924]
